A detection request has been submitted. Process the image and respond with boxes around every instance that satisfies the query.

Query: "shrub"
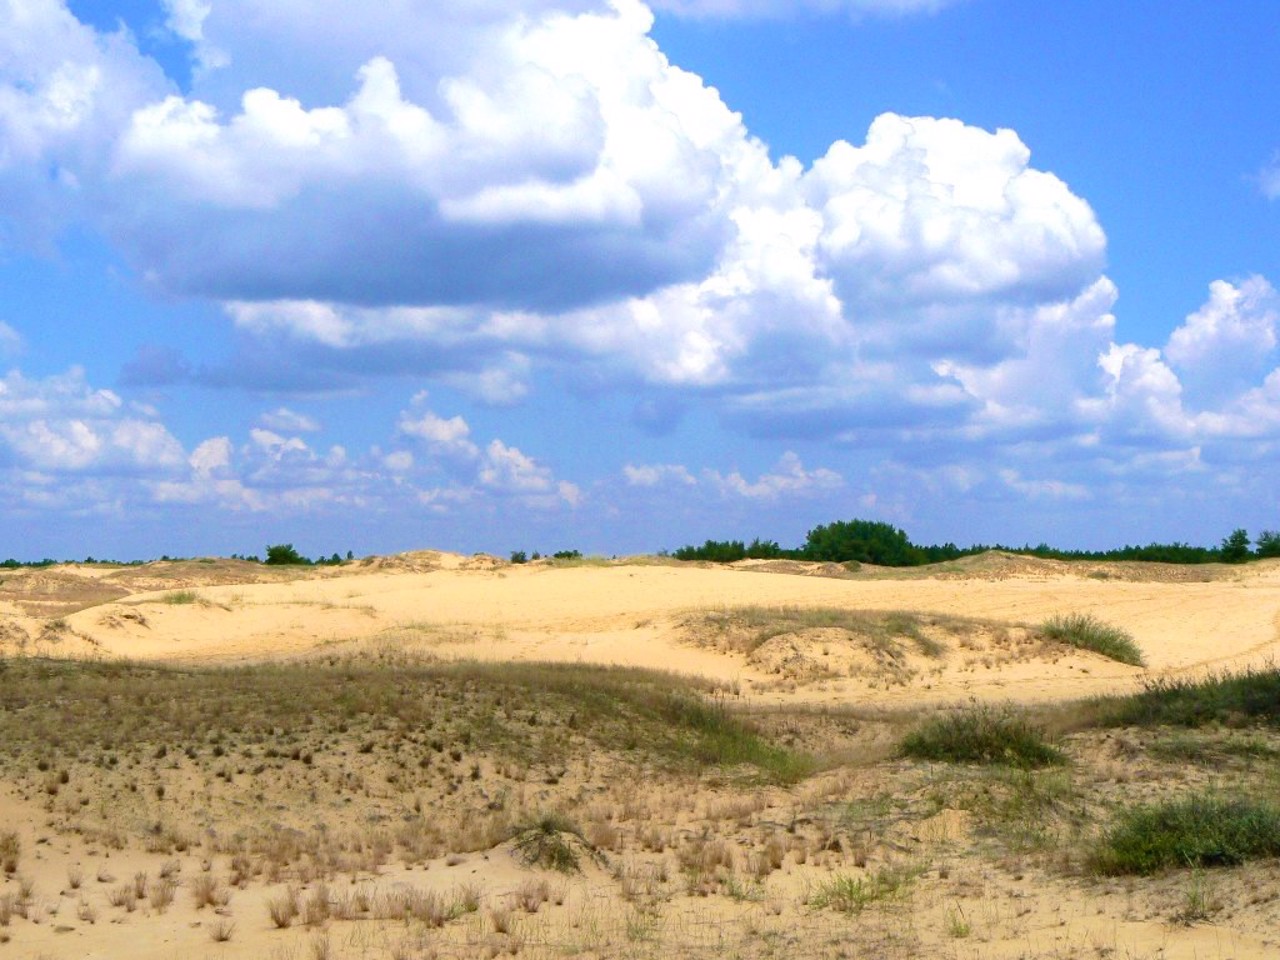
[511,813,588,873]
[1091,793,1280,875]
[1041,613,1144,666]
[900,704,1064,768]
[1097,666,1280,728]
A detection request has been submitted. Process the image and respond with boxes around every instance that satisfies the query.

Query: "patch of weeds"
[900,704,1065,768]
[1090,792,1280,875]
[688,607,949,659]
[1172,869,1222,925]
[1148,731,1280,765]
[159,590,201,605]
[511,813,591,873]
[970,768,1079,852]
[0,831,18,874]
[808,863,922,914]
[1096,666,1280,728]
[1041,613,1144,666]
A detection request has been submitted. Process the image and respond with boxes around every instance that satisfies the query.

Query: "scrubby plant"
[900,703,1064,768]
[511,813,589,873]
[1098,666,1280,728]
[0,832,17,874]
[1090,793,1280,875]
[808,864,921,913]
[1041,613,1145,666]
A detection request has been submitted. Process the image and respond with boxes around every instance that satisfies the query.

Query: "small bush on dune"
[900,704,1064,768]
[1098,666,1280,728]
[1091,793,1280,875]
[511,813,590,873]
[1041,613,1145,666]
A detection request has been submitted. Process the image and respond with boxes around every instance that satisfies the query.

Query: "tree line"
[671,520,1280,567]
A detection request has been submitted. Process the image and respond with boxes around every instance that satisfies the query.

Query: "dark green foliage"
[670,517,1269,568]
[1256,531,1280,559]
[264,543,310,566]
[672,538,788,562]
[1097,667,1280,728]
[1220,528,1252,564]
[1041,613,1145,666]
[1091,794,1280,875]
[552,550,582,560]
[900,704,1065,768]
[802,520,919,566]
[509,550,528,564]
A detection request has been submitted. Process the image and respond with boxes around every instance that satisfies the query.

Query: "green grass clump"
[900,704,1064,768]
[1041,613,1144,666]
[808,864,922,913]
[1091,793,1280,875]
[1097,666,1280,728]
[159,590,200,605]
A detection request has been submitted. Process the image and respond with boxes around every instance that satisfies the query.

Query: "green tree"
[1256,531,1280,559]
[1220,529,1252,564]
[264,543,309,565]
[802,520,920,566]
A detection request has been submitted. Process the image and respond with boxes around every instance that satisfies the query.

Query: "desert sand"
[1,551,1278,959]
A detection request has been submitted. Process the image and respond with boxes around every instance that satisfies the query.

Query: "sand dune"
[1,552,1278,959]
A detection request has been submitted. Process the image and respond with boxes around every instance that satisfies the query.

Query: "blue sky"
[2,0,1279,561]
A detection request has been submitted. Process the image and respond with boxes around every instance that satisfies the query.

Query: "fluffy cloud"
[0,367,185,472]
[258,407,320,432]
[623,463,696,486]
[705,452,843,500]
[104,3,746,311]
[1164,276,1279,406]
[396,402,579,507]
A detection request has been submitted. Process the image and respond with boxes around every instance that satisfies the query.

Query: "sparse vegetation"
[0,832,17,874]
[1096,666,1280,728]
[808,864,922,913]
[1091,793,1280,875]
[1041,612,1145,666]
[900,703,1065,767]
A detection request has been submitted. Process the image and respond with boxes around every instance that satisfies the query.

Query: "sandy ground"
[1,551,1279,959]
[5,552,1277,704]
